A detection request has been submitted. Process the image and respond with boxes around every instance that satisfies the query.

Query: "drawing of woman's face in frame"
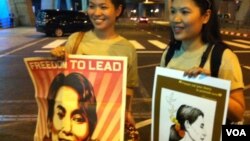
[51,86,90,141]
[185,115,206,141]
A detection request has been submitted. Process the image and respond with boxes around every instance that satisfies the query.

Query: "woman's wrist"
[126,95,132,112]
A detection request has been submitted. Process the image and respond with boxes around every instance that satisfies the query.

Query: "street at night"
[0,21,250,140]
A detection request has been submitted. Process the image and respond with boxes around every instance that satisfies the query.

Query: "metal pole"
[164,0,170,21]
[81,0,88,12]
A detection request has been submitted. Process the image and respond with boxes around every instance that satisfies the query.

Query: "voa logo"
[226,129,246,136]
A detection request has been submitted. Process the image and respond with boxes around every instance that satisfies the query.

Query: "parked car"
[35,9,93,37]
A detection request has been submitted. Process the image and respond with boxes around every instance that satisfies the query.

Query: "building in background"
[0,0,34,27]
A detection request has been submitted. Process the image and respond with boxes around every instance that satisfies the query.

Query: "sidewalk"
[0,27,44,52]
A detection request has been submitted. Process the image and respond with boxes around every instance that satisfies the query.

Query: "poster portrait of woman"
[44,72,97,141]
[25,56,128,141]
[169,104,207,141]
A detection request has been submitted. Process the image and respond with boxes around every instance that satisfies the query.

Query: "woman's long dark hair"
[169,105,204,141]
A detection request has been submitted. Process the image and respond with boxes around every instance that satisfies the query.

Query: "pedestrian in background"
[51,0,140,140]
[160,0,245,124]
[9,13,14,28]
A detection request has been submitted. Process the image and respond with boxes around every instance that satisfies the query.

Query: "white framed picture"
[151,67,230,141]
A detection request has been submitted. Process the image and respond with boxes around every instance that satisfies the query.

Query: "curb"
[152,21,249,38]
[220,29,249,38]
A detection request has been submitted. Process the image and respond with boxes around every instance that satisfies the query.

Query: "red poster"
[24,55,127,141]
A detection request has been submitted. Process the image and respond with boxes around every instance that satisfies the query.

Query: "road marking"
[244,84,250,90]
[0,121,33,128]
[33,39,169,53]
[34,39,250,55]
[153,21,170,25]
[34,48,165,54]
[129,40,145,49]
[243,66,250,70]
[221,30,249,38]
[42,39,66,48]
[233,39,250,44]
[133,98,152,102]
[0,38,48,58]
[148,40,167,49]
[245,110,250,115]
[156,35,162,38]
[0,115,37,121]
[136,50,163,53]
[0,100,36,122]
[243,34,249,38]
[136,119,151,129]
[0,100,35,104]
[224,40,250,49]
[138,63,159,69]
[34,50,50,53]
[234,50,250,53]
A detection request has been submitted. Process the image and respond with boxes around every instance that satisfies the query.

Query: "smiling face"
[87,0,122,32]
[51,86,90,141]
[170,0,210,42]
